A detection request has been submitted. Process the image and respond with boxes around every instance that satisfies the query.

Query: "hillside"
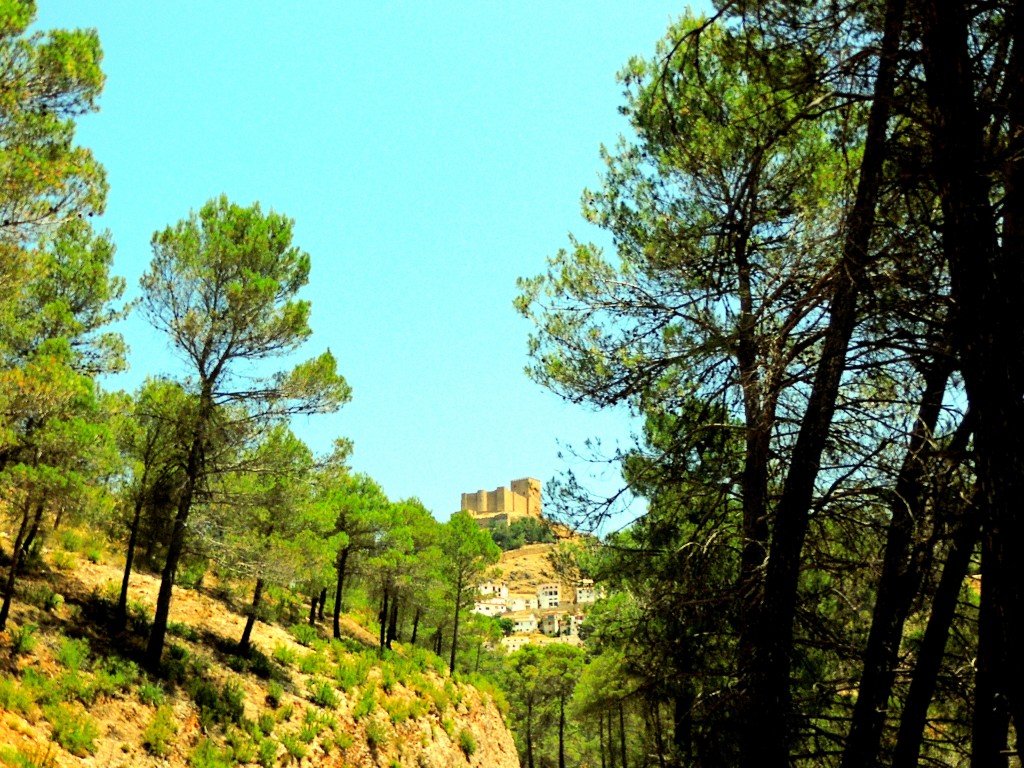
[0,541,519,768]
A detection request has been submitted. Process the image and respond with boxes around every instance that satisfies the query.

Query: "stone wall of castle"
[461,477,541,526]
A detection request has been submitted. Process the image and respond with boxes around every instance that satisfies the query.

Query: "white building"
[537,582,561,609]
[507,611,539,634]
[478,582,508,599]
[472,597,507,617]
[576,579,599,604]
[508,594,538,612]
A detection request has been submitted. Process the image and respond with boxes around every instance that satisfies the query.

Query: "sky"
[35,2,708,522]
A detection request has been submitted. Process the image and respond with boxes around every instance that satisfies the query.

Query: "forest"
[3,0,1024,766]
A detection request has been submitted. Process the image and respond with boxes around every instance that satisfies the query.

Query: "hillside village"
[461,478,602,654]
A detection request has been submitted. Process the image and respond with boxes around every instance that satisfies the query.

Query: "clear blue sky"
[36,2,706,521]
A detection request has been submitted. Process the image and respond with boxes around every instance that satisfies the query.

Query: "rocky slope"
[0,543,519,768]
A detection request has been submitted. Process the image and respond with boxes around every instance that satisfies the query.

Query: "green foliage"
[364,718,390,750]
[289,623,319,647]
[0,744,56,768]
[256,737,278,768]
[279,732,307,761]
[353,686,376,720]
[308,678,338,709]
[0,677,35,718]
[9,623,38,655]
[137,681,165,707]
[272,642,297,666]
[44,703,98,756]
[297,650,327,675]
[458,729,477,757]
[142,705,177,757]
[54,636,90,671]
[188,738,233,768]
[187,678,245,730]
[21,584,63,612]
[489,516,556,550]
[266,681,284,708]
[167,621,199,641]
[257,711,275,736]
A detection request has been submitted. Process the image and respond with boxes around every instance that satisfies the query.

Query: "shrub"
[352,686,375,720]
[9,623,38,656]
[50,550,75,571]
[309,678,338,709]
[365,718,390,750]
[279,733,307,761]
[276,703,294,722]
[257,711,275,736]
[55,637,91,672]
[0,744,57,768]
[22,584,63,612]
[168,621,199,641]
[188,678,245,729]
[458,729,477,757]
[142,705,177,757]
[0,677,36,719]
[57,529,83,552]
[92,656,140,699]
[138,681,165,707]
[266,680,283,708]
[44,703,98,756]
[20,669,57,707]
[288,623,319,647]
[188,738,232,768]
[272,643,297,667]
[298,650,327,675]
[257,737,278,768]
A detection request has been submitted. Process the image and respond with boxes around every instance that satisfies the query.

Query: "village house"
[537,582,561,609]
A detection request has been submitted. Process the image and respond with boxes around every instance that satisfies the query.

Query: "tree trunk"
[147,390,210,668]
[116,496,146,631]
[599,709,607,768]
[559,693,566,768]
[386,594,399,649]
[411,606,421,646]
[526,699,535,768]
[17,500,47,571]
[308,592,318,626]
[740,0,905,762]
[379,586,389,649]
[238,577,264,656]
[619,702,627,768]
[332,546,350,640]
[0,498,34,632]
[449,573,463,674]
[318,587,326,622]
[608,709,616,768]
[841,363,951,768]
[918,0,1024,756]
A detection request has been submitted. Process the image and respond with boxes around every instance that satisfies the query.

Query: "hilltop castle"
[461,477,541,528]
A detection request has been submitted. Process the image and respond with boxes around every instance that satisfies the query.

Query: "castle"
[461,477,542,528]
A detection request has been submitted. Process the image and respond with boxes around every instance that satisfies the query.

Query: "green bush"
[138,681,165,707]
[365,718,390,750]
[272,643,297,667]
[288,623,319,647]
[22,584,62,612]
[458,728,478,757]
[44,703,98,756]
[168,621,199,641]
[0,677,35,718]
[51,550,75,571]
[9,623,38,656]
[257,711,275,736]
[279,733,307,761]
[188,678,245,729]
[142,705,177,757]
[352,686,376,720]
[257,737,278,768]
[309,678,338,709]
[266,680,283,708]
[55,637,90,672]
[298,650,327,675]
[0,744,57,768]
[188,738,232,768]
[57,529,83,552]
